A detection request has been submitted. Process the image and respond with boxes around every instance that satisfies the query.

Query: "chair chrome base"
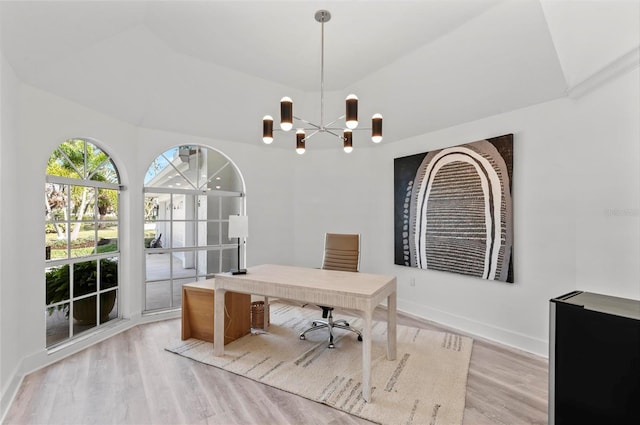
[299,308,363,349]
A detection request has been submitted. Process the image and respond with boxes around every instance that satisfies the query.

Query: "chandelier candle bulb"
[345,94,359,129]
[372,113,383,143]
[262,115,274,144]
[296,129,306,155]
[280,97,293,131]
[343,129,353,153]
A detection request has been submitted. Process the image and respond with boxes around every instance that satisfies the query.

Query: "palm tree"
[46,139,118,241]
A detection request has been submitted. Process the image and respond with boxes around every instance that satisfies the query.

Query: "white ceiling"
[1,0,638,149]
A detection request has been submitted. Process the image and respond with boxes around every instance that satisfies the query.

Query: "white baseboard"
[0,365,23,425]
[397,298,549,358]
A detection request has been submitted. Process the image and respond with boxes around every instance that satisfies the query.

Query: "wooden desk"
[213,264,397,402]
[181,280,251,344]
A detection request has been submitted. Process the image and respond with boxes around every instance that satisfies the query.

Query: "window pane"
[73,260,97,298]
[72,295,98,333]
[70,223,96,258]
[85,141,108,179]
[206,249,221,275]
[173,250,197,279]
[198,221,224,246]
[221,220,231,244]
[145,222,158,248]
[144,153,172,186]
[97,189,118,221]
[198,221,220,246]
[146,281,171,310]
[172,221,196,249]
[46,304,70,347]
[221,196,242,218]
[45,183,68,222]
[99,290,118,325]
[46,235,68,260]
[101,257,118,290]
[207,157,242,192]
[52,141,82,179]
[196,250,209,277]
[172,278,196,307]
[146,253,171,282]
[197,195,208,219]
[206,196,220,219]
[46,265,70,305]
[222,247,238,272]
[97,228,118,253]
[172,194,186,219]
[95,159,119,185]
[150,223,170,249]
[69,186,96,221]
[144,194,160,222]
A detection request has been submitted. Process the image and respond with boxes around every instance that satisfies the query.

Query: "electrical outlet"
[409,277,415,287]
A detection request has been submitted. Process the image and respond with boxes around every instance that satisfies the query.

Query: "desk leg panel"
[387,291,397,361]
[213,289,226,357]
[362,309,373,403]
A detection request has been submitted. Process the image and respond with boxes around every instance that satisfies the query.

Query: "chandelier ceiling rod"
[318,9,328,132]
[262,10,383,154]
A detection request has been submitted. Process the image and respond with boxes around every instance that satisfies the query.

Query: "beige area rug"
[166,302,473,425]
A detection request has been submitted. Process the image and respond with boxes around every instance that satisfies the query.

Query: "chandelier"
[262,10,383,154]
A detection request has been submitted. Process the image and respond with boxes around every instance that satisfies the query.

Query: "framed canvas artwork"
[394,134,514,283]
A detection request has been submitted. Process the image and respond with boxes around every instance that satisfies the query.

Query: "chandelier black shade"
[296,129,306,154]
[261,10,383,154]
[262,115,273,144]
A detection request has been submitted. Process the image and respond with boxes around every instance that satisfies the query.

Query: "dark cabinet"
[549,291,640,425]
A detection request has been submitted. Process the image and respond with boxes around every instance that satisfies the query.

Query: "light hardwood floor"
[4,306,548,425]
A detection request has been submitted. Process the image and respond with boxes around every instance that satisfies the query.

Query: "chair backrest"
[322,233,360,272]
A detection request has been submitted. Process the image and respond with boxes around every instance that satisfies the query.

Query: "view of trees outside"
[45,139,120,347]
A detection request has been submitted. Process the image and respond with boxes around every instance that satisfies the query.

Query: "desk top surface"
[214,264,396,299]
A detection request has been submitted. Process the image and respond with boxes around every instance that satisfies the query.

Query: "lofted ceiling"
[1,0,638,150]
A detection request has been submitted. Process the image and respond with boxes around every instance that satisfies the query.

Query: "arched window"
[45,138,121,348]
[143,145,245,312]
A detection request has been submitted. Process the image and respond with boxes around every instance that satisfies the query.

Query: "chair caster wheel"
[299,334,306,340]
[312,322,317,326]
[357,335,363,342]
[328,343,335,349]
[344,322,350,326]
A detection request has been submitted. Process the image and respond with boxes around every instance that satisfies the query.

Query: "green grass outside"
[46,228,120,259]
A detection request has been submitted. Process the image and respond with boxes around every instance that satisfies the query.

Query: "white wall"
[293,67,639,356]
[0,52,22,416]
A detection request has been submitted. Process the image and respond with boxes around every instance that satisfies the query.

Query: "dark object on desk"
[299,233,363,348]
[230,268,247,275]
[549,291,640,425]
